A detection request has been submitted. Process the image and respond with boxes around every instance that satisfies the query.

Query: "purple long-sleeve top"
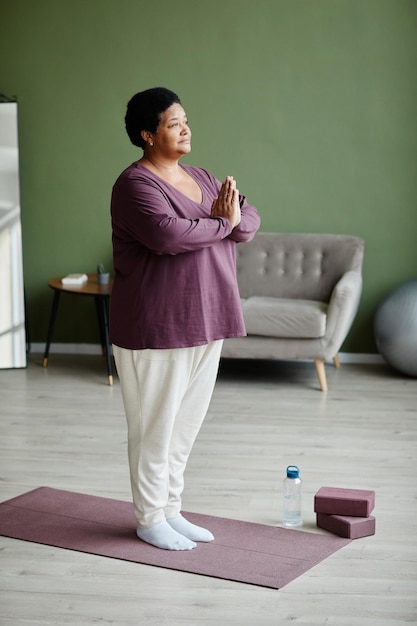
[110,162,260,350]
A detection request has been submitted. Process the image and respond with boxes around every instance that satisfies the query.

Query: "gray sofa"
[222,232,365,391]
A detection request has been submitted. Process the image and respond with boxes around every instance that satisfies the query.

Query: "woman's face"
[150,103,191,158]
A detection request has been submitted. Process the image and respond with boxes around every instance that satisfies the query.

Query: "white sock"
[167,514,214,542]
[137,520,196,551]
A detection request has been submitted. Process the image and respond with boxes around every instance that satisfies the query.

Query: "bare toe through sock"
[137,520,196,551]
[167,514,214,542]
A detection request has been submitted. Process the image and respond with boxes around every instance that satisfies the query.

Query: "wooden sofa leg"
[333,354,341,368]
[314,359,328,392]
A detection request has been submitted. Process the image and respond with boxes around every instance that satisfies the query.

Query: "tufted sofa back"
[236,232,364,303]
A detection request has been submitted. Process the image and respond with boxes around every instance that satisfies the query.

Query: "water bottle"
[282,465,302,527]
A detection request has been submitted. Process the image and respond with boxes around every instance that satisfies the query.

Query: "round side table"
[42,273,114,385]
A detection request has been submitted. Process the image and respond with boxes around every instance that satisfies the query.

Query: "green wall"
[1,0,416,352]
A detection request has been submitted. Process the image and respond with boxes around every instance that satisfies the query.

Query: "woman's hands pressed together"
[210,176,241,229]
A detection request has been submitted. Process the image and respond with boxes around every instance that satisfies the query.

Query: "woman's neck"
[139,154,182,180]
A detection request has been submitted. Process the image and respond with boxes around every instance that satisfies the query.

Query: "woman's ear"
[141,130,154,147]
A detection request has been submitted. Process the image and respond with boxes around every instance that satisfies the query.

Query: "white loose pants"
[113,341,223,529]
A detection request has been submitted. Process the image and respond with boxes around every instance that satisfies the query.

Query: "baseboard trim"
[337,353,383,364]
[31,342,104,356]
[30,343,384,364]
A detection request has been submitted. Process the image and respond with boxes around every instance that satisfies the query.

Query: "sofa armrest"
[322,270,363,359]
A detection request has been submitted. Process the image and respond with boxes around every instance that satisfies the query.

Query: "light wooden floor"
[0,353,416,625]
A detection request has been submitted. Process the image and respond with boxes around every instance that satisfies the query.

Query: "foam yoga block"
[317,513,376,539]
[314,487,375,517]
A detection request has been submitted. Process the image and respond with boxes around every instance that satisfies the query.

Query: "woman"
[110,87,260,551]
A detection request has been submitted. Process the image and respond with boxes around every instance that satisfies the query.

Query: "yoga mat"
[0,487,350,589]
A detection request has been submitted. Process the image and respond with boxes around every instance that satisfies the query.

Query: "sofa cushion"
[242,297,328,339]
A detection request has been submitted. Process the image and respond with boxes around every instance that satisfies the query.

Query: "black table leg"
[43,290,61,367]
[95,295,113,386]
[94,296,106,356]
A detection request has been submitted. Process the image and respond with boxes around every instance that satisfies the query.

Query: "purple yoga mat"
[0,487,350,588]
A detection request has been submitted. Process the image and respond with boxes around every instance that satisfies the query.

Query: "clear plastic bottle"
[282,465,302,527]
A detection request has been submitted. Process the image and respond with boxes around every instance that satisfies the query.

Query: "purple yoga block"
[314,487,375,517]
[317,513,376,539]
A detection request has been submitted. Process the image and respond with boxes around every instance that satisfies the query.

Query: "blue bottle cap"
[286,465,299,478]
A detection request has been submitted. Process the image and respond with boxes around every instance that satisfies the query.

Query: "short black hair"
[125,87,182,149]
